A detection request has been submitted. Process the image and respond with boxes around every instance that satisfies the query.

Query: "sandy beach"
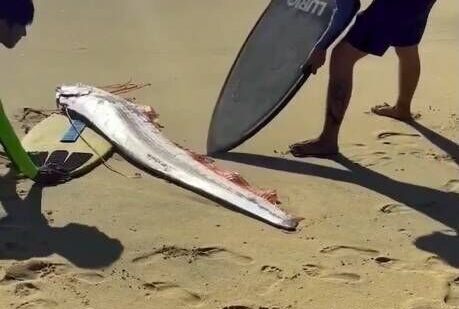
[1,0,458,308]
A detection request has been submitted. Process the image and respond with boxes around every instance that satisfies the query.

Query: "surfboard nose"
[206,144,219,156]
[207,112,247,155]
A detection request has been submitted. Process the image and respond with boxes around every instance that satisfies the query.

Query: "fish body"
[56,84,300,230]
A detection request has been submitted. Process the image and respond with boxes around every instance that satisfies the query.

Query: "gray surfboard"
[207,0,359,154]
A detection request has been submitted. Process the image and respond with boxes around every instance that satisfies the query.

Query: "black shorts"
[344,0,436,56]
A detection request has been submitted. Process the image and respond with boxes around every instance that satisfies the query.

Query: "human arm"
[0,100,69,184]
[305,0,361,74]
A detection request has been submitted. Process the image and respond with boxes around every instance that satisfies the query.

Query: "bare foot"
[371,103,420,121]
[289,138,339,158]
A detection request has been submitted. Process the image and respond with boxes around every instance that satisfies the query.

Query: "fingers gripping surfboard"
[207,0,359,154]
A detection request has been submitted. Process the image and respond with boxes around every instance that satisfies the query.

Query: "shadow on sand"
[214,121,459,267]
[0,168,123,269]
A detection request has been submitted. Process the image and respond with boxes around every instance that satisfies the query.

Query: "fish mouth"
[56,84,92,99]
[55,84,92,111]
[55,89,69,111]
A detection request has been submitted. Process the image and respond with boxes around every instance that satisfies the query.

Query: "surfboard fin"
[60,119,86,143]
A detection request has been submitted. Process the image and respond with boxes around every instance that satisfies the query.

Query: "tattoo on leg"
[327,80,349,125]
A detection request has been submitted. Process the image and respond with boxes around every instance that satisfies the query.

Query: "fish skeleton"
[56,84,301,230]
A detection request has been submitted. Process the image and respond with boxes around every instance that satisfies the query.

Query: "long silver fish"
[56,84,301,230]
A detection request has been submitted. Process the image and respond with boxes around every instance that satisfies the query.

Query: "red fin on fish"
[186,150,281,205]
[138,105,164,129]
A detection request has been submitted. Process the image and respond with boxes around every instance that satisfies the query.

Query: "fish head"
[55,84,92,112]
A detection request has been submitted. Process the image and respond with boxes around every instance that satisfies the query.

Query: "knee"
[329,42,361,74]
[331,42,364,64]
[330,44,346,71]
[395,46,419,60]
[331,42,346,61]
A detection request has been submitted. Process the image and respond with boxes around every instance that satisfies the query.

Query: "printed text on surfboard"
[286,0,328,16]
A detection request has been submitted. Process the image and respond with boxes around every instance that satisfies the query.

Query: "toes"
[288,143,308,157]
[291,149,307,158]
[289,146,302,156]
[290,140,306,147]
[289,141,307,151]
[371,103,391,113]
[372,107,387,113]
[288,139,339,158]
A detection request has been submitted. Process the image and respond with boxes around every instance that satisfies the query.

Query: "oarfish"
[56,84,301,230]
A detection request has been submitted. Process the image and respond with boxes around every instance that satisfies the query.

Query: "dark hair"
[0,0,34,26]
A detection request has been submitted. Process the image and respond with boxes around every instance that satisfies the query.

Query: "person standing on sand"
[289,0,437,157]
[0,0,69,184]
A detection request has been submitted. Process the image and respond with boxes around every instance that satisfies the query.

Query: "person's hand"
[306,49,326,75]
[33,163,71,186]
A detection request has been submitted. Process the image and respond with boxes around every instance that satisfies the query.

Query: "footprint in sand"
[379,203,412,214]
[375,255,452,273]
[222,306,253,309]
[363,155,393,167]
[142,281,202,305]
[376,131,420,140]
[320,245,379,256]
[261,265,283,276]
[14,282,40,297]
[15,298,58,309]
[133,246,252,265]
[258,265,285,295]
[73,272,105,285]
[302,263,361,283]
[202,247,253,265]
[443,179,459,193]
[373,256,401,269]
[444,276,459,306]
[0,260,69,285]
[423,255,456,272]
[302,264,323,277]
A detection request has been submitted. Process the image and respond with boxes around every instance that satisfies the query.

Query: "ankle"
[395,100,412,113]
[318,132,338,147]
